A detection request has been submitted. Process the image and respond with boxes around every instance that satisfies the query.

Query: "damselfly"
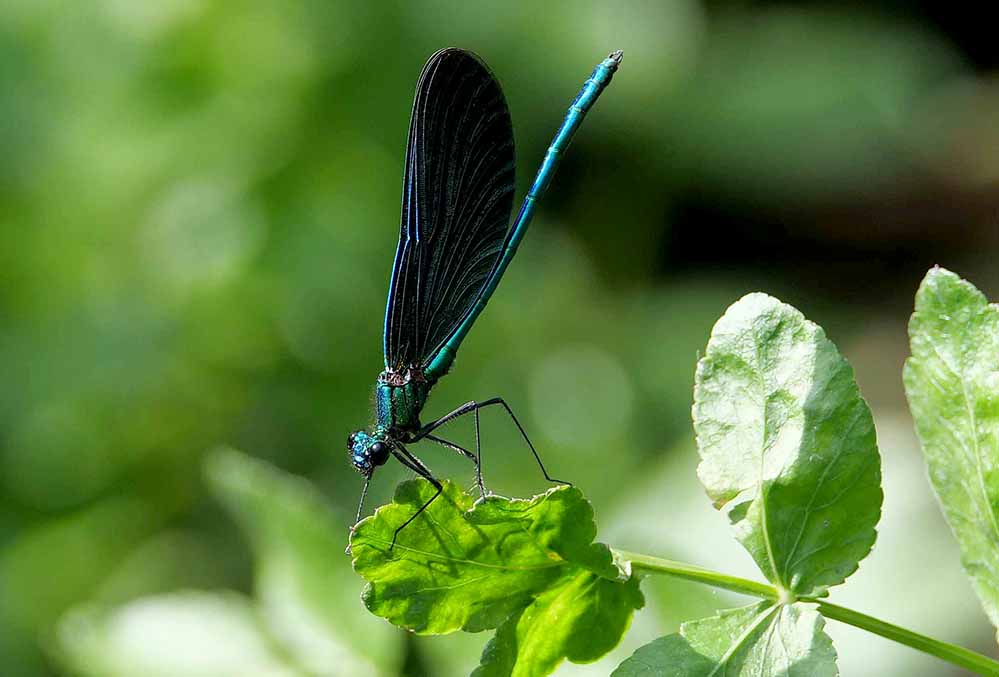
[348,48,622,545]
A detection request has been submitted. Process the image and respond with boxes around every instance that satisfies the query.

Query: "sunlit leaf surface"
[904,267,999,633]
[693,293,882,596]
[350,481,642,677]
[613,601,837,676]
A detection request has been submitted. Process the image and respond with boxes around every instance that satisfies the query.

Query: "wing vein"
[383,49,515,373]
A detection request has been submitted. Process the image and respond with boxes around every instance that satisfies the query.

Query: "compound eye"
[370,441,389,465]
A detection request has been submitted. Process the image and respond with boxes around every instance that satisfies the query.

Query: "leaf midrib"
[922,304,999,549]
[752,329,783,590]
[360,535,564,572]
[780,398,866,592]
[959,371,999,546]
[707,604,779,676]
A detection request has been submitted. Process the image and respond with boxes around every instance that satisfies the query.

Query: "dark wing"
[383,48,515,372]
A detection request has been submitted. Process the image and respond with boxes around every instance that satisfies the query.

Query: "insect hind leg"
[423,433,486,498]
[416,397,569,489]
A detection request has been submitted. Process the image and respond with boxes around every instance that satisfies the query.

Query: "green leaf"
[473,574,644,677]
[206,447,400,675]
[350,480,643,676]
[466,480,629,582]
[693,293,882,596]
[56,591,297,677]
[904,267,999,631]
[612,602,838,677]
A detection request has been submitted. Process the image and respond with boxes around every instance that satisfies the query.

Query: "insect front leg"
[388,444,443,549]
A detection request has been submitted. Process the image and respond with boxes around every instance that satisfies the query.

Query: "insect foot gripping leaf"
[612,601,838,677]
[693,293,882,599]
[350,480,644,677]
[904,267,999,635]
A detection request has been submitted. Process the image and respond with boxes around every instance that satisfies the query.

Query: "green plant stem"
[618,550,780,601]
[615,549,999,676]
[807,600,999,677]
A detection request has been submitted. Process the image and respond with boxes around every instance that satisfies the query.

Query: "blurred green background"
[2,1,998,675]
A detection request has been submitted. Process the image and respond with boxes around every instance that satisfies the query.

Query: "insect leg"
[354,475,372,524]
[423,434,474,462]
[423,433,485,498]
[345,475,373,555]
[416,397,569,487]
[473,405,484,497]
[389,444,443,549]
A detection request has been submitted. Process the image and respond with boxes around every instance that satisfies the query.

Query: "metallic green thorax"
[375,369,431,434]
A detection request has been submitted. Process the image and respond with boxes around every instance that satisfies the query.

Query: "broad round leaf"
[693,293,882,596]
[351,481,643,676]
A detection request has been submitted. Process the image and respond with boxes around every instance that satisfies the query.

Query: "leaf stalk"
[615,549,999,676]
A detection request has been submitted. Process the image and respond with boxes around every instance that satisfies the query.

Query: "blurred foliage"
[2,1,998,675]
